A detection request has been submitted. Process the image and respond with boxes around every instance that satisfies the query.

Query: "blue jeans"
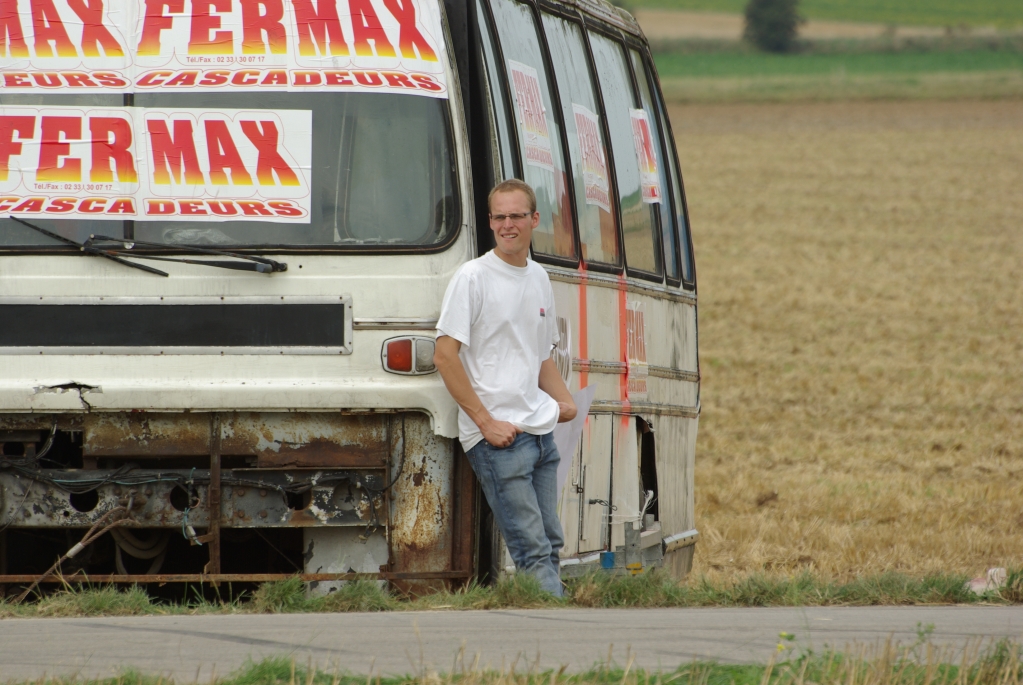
[467,432,564,596]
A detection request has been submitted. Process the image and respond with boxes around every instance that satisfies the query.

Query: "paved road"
[2,606,1021,682]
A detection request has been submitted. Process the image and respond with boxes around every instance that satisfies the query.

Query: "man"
[434,179,577,596]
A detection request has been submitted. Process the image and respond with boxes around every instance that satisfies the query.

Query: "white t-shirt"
[436,250,561,451]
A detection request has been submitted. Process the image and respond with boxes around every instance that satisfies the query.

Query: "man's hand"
[481,418,522,448]
[539,358,577,424]
[436,335,523,446]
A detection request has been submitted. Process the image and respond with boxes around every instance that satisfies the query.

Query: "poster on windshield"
[507,60,554,173]
[0,104,312,221]
[572,103,610,213]
[0,0,448,96]
[629,109,661,204]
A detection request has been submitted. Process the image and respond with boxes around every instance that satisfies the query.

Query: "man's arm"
[539,357,577,423]
[434,335,522,448]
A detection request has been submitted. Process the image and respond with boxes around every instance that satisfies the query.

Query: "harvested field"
[670,99,1023,583]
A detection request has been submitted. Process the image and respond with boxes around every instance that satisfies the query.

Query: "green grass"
[653,49,1023,79]
[649,47,1023,102]
[8,640,1023,684]
[2,568,1021,618]
[628,0,1023,29]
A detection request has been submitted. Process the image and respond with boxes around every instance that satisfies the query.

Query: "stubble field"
[670,99,1023,583]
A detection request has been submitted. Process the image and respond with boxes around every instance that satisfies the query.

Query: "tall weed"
[312,580,398,613]
[250,576,308,613]
[34,584,156,617]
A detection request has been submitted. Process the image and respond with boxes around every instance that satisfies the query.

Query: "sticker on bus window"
[0,105,312,222]
[629,109,662,204]
[507,60,555,173]
[0,0,448,98]
[572,104,610,214]
[625,300,648,401]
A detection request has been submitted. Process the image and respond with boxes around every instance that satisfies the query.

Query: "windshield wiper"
[11,216,170,277]
[10,217,287,276]
[86,235,288,274]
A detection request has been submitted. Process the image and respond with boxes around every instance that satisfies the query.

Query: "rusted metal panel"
[1,411,476,585]
[207,414,222,575]
[449,445,477,575]
[304,528,390,596]
[0,415,80,432]
[0,469,385,529]
[0,431,42,443]
[225,413,389,468]
[83,413,209,457]
[387,412,456,592]
[82,412,389,468]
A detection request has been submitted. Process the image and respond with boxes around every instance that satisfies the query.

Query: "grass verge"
[653,49,1023,79]
[6,637,1023,684]
[2,568,1020,618]
[626,0,1023,30]
[651,48,1023,102]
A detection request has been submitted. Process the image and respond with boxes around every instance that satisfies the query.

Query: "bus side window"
[486,0,578,261]
[630,48,681,285]
[542,12,620,268]
[588,31,663,280]
[477,0,517,182]
[645,58,696,288]
[656,96,696,288]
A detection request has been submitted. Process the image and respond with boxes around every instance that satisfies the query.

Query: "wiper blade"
[86,235,287,274]
[12,219,287,276]
[11,216,169,277]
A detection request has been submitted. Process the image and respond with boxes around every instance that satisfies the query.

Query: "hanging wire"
[358,414,408,540]
[181,467,199,544]
[13,495,135,604]
[34,422,58,463]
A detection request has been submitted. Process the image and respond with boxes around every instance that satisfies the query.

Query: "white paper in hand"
[553,385,597,497]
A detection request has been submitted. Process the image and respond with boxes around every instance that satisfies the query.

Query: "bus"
[0,0,698,594]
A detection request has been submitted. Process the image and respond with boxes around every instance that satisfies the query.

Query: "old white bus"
[0,0,697,594]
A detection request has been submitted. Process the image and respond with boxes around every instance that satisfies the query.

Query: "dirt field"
[670,99,1023,582]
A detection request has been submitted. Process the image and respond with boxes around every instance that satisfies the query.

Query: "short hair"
[488,179,537,214]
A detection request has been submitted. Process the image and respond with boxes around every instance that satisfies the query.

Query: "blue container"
[600,551,616,569]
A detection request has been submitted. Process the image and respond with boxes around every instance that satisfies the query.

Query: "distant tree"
[743,0,804,53]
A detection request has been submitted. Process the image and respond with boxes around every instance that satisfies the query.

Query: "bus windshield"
[0,92,458,251]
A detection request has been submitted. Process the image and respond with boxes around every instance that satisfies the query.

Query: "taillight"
[382,337,436,375]
[384,339,413,372]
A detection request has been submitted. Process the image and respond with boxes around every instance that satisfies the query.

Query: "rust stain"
[287,509,326,527]
[390,453,449,572]
[388,476,449,596]
[83,413,209,456]
[256,438,386,468]
[0,415,81,431]
[387,413,461,593]
[450,448,477,575]
[81,412,391,467]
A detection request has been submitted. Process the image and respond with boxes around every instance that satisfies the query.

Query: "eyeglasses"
[489,212,533,223]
